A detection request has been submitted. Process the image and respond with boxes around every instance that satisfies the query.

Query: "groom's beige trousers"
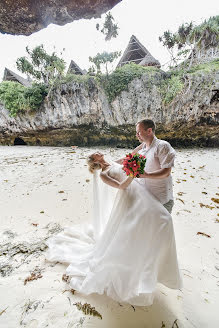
[163,199,174,214]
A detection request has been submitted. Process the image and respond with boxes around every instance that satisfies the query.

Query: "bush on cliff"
[100,63,159,102]
[0,81,48,117]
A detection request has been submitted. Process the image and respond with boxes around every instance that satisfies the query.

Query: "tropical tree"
[96,12,119,41]
[159,16,219,68]
[16,45,66,87]
[89,51,121,75]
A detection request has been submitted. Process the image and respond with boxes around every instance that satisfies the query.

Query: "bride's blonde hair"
[87,154,101,174]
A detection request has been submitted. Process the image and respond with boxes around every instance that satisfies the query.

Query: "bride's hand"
[139,171,149,178]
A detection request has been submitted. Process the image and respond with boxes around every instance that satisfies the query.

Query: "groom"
[120,119,176,213]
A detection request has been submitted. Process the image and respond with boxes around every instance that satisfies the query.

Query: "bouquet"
[122,153,146,178]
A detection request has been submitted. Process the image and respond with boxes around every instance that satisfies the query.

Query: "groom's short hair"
[137,119,156,132]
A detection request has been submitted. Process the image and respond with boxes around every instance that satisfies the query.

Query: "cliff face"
[0,69,218,147]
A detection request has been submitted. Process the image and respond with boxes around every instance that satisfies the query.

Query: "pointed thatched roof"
[3,68,32,87]
[67,60,85,75]
[117,35,160,68]
[139,55,161,68]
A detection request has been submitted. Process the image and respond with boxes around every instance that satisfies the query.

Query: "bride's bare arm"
[115,143,144,164]
[100,171,133,189]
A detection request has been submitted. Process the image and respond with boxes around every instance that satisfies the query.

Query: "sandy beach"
[0,145,218,328]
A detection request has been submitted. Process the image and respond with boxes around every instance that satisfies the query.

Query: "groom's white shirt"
[138,136,176,204]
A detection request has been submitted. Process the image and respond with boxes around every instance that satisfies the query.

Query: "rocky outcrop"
[0,69,218,147]
[0,0,121,35]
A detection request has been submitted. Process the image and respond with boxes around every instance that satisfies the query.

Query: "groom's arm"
[115,143,144,164]
[139,167,171,179]
[139,141,174,179]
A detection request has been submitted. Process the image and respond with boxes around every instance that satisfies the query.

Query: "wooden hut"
[67,60,86,75]
[3,68,32,87]
[117,35,160,68]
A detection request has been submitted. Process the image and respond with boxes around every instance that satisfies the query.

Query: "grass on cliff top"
[57,73,92,85]
[168,58,219,77]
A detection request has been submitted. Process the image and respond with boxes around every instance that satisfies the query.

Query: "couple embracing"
[46,119,182,306]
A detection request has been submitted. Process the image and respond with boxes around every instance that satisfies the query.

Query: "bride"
[46,151,182,306]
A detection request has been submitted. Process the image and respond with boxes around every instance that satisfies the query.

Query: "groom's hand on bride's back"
[139,168,171,179]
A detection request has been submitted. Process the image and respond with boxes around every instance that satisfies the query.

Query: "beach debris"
[216,219,219,223]
[176,198,185,204]
[161,322,165,328]
[62,273,71,283]
[199,165,205,169]
[58,190,64,193]
[199,203,214,210]
[62,288,76,295]
[197,232,211,238]
[74,302,102,319]
[177,192,186,196]
[40,211,44,214]
[62,198,67,201]
[3,230,16,238]
[211,198,219,204]
[131,305,135,311]
[190,175,194,178]
[24,268,43,285]
[31,223,38,227]
[182,209,191,213]
[71,146,78,149]
[62,288,75,294]
[0,307,8,316]
[20,300,43,325]
[172,319,179,328]
[202,191,208,194]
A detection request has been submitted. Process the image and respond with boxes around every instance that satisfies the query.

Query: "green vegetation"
[0,45,65,116]
[159,58,219,104]
[100,63,160,102]
[159,16,219,67]
[16,45,66,87]
[160,76,184,105]
[96,12,119,41]
[0,81,48,117]
[185,58,219,75]
[55,73,92,86]
[89,51,121,75]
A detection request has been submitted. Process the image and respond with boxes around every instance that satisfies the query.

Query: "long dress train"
[46,163,182,306]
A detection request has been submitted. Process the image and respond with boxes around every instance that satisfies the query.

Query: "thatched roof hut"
[3,68,32,87]
[117,35,160,68]
[139,55,161,68]
[67,60,86,75]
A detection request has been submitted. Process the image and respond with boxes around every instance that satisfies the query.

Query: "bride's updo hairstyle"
[87,154,101,174]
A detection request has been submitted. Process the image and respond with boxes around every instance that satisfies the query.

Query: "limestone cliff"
[0,68,218,147]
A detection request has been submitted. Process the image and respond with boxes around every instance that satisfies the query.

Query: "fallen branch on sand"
[199,203,214,210]
[0,307,8,316]
[197,232,211,238]
[24,272,42,285]
[24,269,43,285]
[74,302,102,319]
[62,273,71,283]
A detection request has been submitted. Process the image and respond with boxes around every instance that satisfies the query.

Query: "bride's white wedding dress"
[46,163,182,306]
